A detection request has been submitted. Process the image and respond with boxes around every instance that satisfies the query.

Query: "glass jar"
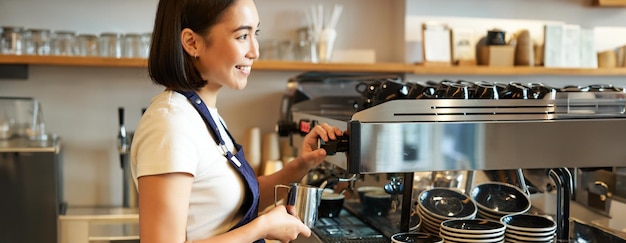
[278,40,294,61]
[295,27,313,62]
[76,34,99,57]
[99,32,121,58]
[24,28,51,55]
[122,33,142,58]
[258,39,279,60]
[140,32,152,58]
[52,31,76,56]
[1,26,25,55]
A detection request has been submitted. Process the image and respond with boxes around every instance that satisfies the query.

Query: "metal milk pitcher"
[274,183,323,228]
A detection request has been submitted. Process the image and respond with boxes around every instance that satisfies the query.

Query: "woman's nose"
[248,39,259,60]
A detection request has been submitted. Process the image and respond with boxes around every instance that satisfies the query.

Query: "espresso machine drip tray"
[312,212,388,243]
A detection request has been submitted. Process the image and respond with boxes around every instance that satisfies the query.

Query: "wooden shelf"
[0,55,413,72]
[1,54,626,76]
[593,0,626,6]
[252,60,414,73]
[412,65,626,76]
[0,55,147,68]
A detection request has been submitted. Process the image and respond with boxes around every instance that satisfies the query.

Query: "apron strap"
[177,91,242,167]
[176,90,264,243]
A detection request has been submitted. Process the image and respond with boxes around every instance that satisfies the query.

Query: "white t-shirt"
[130,90,246,241]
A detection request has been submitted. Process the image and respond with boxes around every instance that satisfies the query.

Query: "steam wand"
[319,173,358,194]
[118,107,128,166]
[118,107,130,208]
[547,167,573,242]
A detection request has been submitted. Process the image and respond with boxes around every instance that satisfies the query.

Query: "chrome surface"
[275,183,323,228]
[292,92,626,174]
[287,79,626,242]
[549,168,574,241]
[292,207,389,243]
[571,218,626,242]
[531,193,626,242]
[0,138,64,243]
[350,119,626,173]
[575,168,616,216]
[351,92,626,122]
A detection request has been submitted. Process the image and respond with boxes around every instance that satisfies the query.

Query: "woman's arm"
[192,205,310,243]
[257,123,343,209]
[138,173,193,243]
[139,173,310,243]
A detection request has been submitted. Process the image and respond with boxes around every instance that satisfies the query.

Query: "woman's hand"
[260,205,311,242]
[256,123,343,210]
[298,123,343,170]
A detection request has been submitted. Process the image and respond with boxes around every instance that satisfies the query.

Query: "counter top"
[0,136,60,152]
[89,223,139,241]
[59,206,138,220]
[59,207,139,243]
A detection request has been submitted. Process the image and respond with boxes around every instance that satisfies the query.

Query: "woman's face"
[196,0,259,91]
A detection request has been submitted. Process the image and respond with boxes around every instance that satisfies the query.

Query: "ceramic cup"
[363,190,392,216]
[318,191,344,218]
[357,186,385,214]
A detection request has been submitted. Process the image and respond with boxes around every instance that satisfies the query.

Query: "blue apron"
[178,90,265,243]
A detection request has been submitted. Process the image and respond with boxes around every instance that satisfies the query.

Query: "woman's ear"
[181,28,199,58]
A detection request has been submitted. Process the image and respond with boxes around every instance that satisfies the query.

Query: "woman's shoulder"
[151,90,192,110]
[144,91,198,119]
[137,91,203,134]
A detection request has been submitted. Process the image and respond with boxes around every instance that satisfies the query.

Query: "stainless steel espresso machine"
[277,72,626,242]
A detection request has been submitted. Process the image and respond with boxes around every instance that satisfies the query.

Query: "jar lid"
[77,34,98,39]
[100,32,120,37]
[54,30,76,35]
[2,26,25,32]
[26,28,50,33]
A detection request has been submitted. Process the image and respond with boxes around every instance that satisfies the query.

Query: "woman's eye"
[255,29,261,36]
[237,34,248,40]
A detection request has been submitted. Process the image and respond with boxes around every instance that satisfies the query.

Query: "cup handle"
[274,184,291,207]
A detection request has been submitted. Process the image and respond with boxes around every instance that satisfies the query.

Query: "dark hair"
[148,0,236,91]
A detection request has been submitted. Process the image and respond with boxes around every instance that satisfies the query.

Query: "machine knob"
[318,135,349,155]
[276,120,297,137]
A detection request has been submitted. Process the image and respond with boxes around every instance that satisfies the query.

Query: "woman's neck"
[196,85,220,108]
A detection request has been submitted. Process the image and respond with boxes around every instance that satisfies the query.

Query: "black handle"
[118,107,125,126]
[276,120,297,137]
[318,135,349,155]
[118,107,128,169]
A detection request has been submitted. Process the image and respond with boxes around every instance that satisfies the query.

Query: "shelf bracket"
[0,64,28,79]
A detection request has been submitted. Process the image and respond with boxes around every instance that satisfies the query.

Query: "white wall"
[406,0,626,28]
[1,0,626,207]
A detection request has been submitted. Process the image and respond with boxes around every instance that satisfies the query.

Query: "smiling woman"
[132,0,344,242]
[178,0,260,93]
